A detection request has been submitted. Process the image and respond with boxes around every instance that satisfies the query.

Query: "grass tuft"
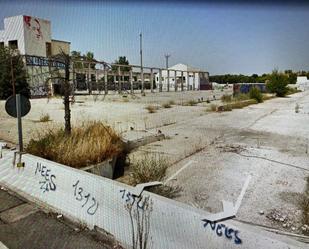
[26,121,124,168]
[162,102,172,108]
[39,113,51,122]
[145,105,158,113]
[221,94,232,102]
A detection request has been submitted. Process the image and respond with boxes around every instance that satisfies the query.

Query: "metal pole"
[165,54,170,69]
[150,68,154,93]
[193,72,196,91]
[181,71,184,91]
[118,66,121,94]
[159,69,162,92]
[130,69,133,94]
[167,69,170,92]
[140,33,144,93]
[187,71,190,91]
[174,70,177,92]
[104,65,108,95]
[16,94,23,152]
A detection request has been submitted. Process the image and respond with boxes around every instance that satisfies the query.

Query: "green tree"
[266,70,289,97]
[0,47,29,100]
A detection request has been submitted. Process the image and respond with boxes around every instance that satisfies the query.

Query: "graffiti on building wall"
[24,16,43,40]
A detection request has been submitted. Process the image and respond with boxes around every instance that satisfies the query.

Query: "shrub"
[249,87,263,103]
[233,93,250,101]
[145,105,158,113]
[266,70,289,97]
[162,102,172,108]
[221,94,232,102]
[187,100,198,106]
[130,154,168,185]
[39,113,51,122]
[26,121,124,168]
[286,87,301,95]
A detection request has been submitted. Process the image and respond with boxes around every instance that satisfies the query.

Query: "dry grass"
[301,177,309,227]
[39,113,51,122]
[162,102,172,108]
[130,154,168,185]
[129,154,181,199]
[221,94,232,102]
[145,105,159,113]
[26,121,124,168]
[207,104,217,112]
[183,100,198,106]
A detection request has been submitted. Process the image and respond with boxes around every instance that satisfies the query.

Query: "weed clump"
[26,121,124,168]
[249,87,263,103]
[145,105,158,113]
[221,94,232,102]
[39,113,51,122]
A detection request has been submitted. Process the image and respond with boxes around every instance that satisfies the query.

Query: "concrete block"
[0,203,38,223]
[0,242,8,249]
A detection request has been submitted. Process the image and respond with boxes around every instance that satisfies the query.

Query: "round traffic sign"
[5,95,31,118]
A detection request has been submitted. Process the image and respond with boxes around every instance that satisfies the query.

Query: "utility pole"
[164,54,171,69]
[140,32,144,93]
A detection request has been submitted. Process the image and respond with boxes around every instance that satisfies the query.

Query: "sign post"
[16,94,23,152]
[5,94,31,167]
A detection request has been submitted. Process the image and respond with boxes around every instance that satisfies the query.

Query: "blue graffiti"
[119,189,146,209]
[202,219,242,245]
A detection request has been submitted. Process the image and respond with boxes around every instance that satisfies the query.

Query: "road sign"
[5,94,31,118]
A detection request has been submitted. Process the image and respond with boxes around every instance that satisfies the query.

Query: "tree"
[0,47,30,99]
[48,51,72,134]
[112,56,130,72]
[266,70,289,97]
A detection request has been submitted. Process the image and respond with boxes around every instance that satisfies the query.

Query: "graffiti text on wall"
[72,180,99,215]
[202,219,242,245]
[35,162,56,193]
[25,55,65,69]
[119,189,147,210]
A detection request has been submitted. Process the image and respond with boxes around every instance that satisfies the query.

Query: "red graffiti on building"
[23,15,43,40]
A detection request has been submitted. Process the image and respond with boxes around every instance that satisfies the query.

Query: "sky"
[0,0,309,75]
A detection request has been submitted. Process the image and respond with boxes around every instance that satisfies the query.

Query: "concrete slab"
[0,242,8,249]
[0,203,38,224]
[0,212,118,249]
[0,190,24,212]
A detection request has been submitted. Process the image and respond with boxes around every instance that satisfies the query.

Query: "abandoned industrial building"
[0,15,210,97]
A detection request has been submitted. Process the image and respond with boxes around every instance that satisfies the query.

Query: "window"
[8,40,18,49]
[46,42,52,57]
[0,42,4,48]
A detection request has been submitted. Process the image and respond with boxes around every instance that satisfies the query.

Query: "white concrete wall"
[0,15,26,54]
[23,16,51,57]
[0,15,52,57]
[0,150,302,249]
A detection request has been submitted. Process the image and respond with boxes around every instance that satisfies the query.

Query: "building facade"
[0,15,71,96]
[155,63,209,91]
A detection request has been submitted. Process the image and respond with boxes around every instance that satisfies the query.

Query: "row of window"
[0,40,18,49]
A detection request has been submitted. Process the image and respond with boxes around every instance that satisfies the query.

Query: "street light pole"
[140,32,144,93]
[164,54,171,69]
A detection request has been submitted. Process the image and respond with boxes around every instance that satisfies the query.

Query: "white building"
[296,76,309,91]
[0,15,70,56]
[155,63,209,91]
[0,15,71,96]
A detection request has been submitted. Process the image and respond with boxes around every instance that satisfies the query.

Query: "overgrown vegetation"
[221,94,232,103]
[26,121,124,168]
[129,154,182,199]
[39,113,51,122]
[0,47,30,99]
[249,87,263,103]
[266,70,289,97]
[130,154,168,185]
[145,105,158,113]
[162,102,172,108]
[301,176,309,234]
[286,87,301,95]
[210,69,297,85]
